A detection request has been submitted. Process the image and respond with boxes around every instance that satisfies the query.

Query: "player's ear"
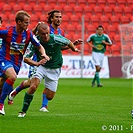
[17,20,22,24]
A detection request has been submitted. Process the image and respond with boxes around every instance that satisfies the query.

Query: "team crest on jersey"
[10,42,26,54]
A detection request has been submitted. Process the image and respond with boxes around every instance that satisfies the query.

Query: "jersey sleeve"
[23,42,35,58]
[54,35,70,46]
[104,34,112,44]
[86,34,94,42]
[0,28,8,38]
[29,31,41,47]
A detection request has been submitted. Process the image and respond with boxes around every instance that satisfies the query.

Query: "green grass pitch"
[0,78,132,133]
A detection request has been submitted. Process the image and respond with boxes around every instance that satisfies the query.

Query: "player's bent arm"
[24,57,47,66]
[38,45,50,61]
[68,41,80,52]
[87,42,96,48]
[61,39,83,51]
[102,40,112,46]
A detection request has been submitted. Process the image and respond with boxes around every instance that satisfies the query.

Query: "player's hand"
[75,48,81,53]
[102,40,106,45]
[37,59,47,66]
[73,39,83,46]
[41,54,50,61]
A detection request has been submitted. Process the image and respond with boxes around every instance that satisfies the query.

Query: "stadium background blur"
[0,0,133,78]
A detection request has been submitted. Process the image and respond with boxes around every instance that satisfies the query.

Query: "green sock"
[92,73,96,83]
[21,92,34,113]
[95,72,100,85]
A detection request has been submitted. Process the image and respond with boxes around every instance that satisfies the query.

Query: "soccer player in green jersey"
[18,23,80,117]
[86,25,112,87]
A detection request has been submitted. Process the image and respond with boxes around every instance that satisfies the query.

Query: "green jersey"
[24,34,70,69]
[87,33,112,53]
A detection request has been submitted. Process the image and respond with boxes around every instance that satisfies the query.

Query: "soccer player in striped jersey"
[0,16,14,105]
[0,10,49,115]
[86,25,112,87]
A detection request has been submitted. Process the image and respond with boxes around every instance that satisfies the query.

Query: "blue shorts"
[0,60,20,77]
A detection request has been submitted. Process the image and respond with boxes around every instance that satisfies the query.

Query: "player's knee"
[46,96,53,100]
[30,84,38,92]
[9,75,17,82]
[46,94,54,100]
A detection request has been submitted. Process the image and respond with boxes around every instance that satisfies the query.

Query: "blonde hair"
[15,10,30,23]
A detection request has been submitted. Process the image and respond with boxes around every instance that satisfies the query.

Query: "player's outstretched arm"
[68,41,80,52]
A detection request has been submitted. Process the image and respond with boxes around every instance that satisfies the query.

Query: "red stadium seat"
[42,5,53,13]
[73,34,81,42]
[3,4,13,16]
[107,25,117,35]
[67,0,77,8]
[120,16,131,24]
[33,5,43,16]
[22,4,33,15]
[57,0,67,6]
[78,0,88,7]
[97,0,107,8]
[131,16,133,22]
[38,14,47,22]
[85,24,96,35]
[88,0,98,8]
[100,15,110,28]
[105,45,112,55]
[123,6,132,18]
[110,15,120,27]
[53,5,63,12]
[111,45,121,56]
[84,15,91,27]
[30,14,39,27]
[12,4,23,13]
[113,6,124,18]
[84,6,94,16]
[114,34,121,45]
[0,14,9,27]
[103,6,113,17]
[64,5,74,16]
[70,15,81,25]
[76,24,82,34]
[84,44,92,55]
[106,0,117,8]
[90,15,100,27]
[17,0,27,6]
[122,45,131,56]
[38,0,47,5]
[73,6,83,16]
[65,33,73,40]
[27,0,37,6]
[62,50,70,55]
[93,6,104,17]
[8,14,16,25]
[47,0,58,7]
[62,15,70,26]
[66,24,77,34]
[7,0,16,6]
[127,0,133,6]
[117,0,127,8]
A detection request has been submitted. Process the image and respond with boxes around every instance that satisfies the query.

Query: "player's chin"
[56,22,61,26]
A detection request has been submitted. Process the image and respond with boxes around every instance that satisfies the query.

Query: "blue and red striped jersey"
[49,24,65,37]
[0,26,41,67]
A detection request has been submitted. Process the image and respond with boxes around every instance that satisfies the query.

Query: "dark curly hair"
[47,10,61,24]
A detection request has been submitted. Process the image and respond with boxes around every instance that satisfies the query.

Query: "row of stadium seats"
[1,0,133,7]
[0,0,132,56]
[1,3,132,17]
